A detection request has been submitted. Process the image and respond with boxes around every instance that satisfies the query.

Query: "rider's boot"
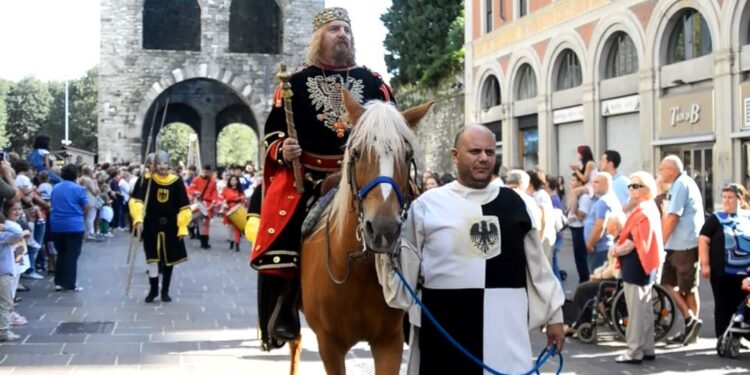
[269,277,300,341]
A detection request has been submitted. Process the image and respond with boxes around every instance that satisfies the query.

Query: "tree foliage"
[217,124,258,167]
[5,77,51,155]
[158,123,195,165]
[42,68,99,152]
[0,80,11,148]
[381,0,464,89]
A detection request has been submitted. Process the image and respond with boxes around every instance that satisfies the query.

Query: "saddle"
[301,172,341,238]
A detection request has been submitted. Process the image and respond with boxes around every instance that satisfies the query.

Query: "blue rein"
[357,176,405,206]
[393,267,564,375]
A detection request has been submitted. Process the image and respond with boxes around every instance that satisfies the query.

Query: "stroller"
[573,279,677,343]
[717,297,750,358]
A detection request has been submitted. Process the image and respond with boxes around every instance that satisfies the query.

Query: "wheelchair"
[575,279,677,344]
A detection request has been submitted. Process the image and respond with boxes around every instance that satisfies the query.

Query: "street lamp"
[62,79,72,147]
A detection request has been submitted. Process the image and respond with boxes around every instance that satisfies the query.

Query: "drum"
[226,204,248,232]
[190,203,208,220]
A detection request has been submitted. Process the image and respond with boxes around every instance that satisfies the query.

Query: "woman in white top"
[528,170,557,276]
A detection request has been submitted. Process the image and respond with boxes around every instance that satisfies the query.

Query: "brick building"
[465,0,750,210]
[98,0,323,166]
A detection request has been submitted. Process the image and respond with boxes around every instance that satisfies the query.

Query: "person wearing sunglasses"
[609,172,664,364]
[698,183,750,340]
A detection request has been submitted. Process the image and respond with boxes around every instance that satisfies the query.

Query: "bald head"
[453,124,495,148]
[451,125,497,189]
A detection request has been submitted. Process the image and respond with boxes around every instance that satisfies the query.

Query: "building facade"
[465,0,750,210]
[99,0,322,165]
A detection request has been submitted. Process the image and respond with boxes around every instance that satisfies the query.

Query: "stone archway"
[140,77,259,167]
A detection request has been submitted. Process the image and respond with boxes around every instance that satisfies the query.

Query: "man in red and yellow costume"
[245,7,395,351]
[188,165,218,249]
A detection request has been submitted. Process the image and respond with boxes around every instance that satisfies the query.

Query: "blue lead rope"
[393,268,563,375]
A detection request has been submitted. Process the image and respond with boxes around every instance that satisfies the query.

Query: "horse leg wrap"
[269,277,301,341]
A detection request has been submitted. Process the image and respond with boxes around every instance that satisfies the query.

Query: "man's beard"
[330,40,353,65]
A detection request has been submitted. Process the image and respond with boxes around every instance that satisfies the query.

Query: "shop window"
[486,0,493,33]
[516,64,537,100]
[480,75,501,110]
[143,0,201,51]
[518,0,528,18]
[518,115,538,170]
[663,145,714,212]
[667,9,712,64]
[229,0,282,54]
[605,32,638,79]
[555,49,582,91]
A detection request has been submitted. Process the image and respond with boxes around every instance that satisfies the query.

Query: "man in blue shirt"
[659,155,705,346]
[599,150,630,209]
[584,172,623,273]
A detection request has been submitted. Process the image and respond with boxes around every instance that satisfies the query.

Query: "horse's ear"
[401,101,435,129]
[342,89,365,125]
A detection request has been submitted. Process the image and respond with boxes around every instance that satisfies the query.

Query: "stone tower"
[98,0,323,165]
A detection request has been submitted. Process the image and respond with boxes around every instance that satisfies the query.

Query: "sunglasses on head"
[628,183,646,190]
[723,183,743,196]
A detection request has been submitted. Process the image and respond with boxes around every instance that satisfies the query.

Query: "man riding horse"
[246,7,396,351]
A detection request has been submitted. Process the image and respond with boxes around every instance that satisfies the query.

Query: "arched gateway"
[98,0,323,166]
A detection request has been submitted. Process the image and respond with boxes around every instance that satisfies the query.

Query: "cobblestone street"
[0,221,748,374]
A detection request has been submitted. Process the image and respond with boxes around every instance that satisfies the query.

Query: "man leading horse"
[246,7,396,351]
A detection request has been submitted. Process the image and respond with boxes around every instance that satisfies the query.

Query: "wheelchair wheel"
[578,322,597,344]
[652,284,676,342]
[610,289,628,341]
[727,336,741,359]
[717,335,727,357]
[611,284,677,342]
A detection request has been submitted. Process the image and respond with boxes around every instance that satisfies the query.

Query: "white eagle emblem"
[306,74,365,136]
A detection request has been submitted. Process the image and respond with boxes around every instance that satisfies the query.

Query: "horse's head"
[330,90,433,254]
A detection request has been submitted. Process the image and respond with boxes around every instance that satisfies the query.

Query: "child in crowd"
[99,198,114,238]
[0,209,25,341]
[3,200,30,329]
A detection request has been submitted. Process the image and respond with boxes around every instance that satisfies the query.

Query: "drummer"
[220,175,246,252]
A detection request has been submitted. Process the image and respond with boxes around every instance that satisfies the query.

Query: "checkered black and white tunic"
[376,182,564,375]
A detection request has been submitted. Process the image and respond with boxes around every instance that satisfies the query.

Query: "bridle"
[324,141,419,285]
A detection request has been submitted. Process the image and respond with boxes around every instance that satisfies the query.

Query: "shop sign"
[741,81,750,128]
[553,105,583,124]
[601,95,639,116]
[668,104,701,126]
[659,90,713,138]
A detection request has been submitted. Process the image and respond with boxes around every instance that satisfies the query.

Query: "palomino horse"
[290,92,433,375]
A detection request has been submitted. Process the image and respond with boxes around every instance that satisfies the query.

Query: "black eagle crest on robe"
[470,221,499,254]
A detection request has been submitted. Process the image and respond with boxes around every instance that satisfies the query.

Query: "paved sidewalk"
[0,222,748,374]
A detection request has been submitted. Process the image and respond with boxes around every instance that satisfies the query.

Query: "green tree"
[381,0,464,89]
[5,77,51,155]
[69,68,99,152]
[217,124,258,167]
[158,123,195,165]
[0,80,12,148]
[41,81,65,151]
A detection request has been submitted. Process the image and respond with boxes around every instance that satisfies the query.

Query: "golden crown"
[312,7,351,31]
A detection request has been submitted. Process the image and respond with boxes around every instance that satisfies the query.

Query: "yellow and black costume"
[130,161,192,303]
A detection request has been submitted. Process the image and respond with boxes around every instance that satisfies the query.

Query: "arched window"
[555,49,582,91]
[605,32,638,79]
[229,0,283,54]
[516,64,537,100]
[667,9,712,64]
[143,0,201,51]
[480,75,501,110]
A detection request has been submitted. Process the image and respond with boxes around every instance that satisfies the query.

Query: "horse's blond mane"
[324,101,421,237]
